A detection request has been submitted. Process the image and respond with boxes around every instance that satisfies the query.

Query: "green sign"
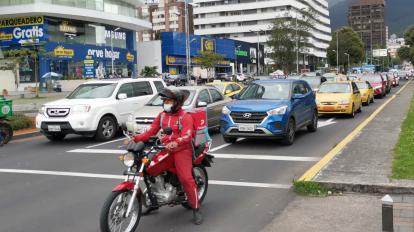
[235,50,248,57]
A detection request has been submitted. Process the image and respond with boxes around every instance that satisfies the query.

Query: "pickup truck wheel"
[95,116,117,141]
[46,134,66,141]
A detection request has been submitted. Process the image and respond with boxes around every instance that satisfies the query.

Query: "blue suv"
[220,79,318,145]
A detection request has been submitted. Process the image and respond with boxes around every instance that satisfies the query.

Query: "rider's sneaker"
[192,208,203,225]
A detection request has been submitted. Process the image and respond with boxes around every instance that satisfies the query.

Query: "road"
[0,82,406,232]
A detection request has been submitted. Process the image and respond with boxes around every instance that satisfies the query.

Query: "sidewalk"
[262,81,414,232]
[314,81,414,193]
[8,91,69,115]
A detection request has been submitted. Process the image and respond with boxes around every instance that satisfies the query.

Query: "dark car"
[165,74,187,86]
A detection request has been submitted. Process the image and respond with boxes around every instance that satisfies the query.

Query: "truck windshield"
[67,83,117,99]
[240,82,290,100]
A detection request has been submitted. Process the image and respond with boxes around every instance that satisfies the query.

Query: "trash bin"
[0,97,13,118]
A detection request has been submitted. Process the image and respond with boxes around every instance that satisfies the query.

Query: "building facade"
[0,0,151,90]
[138,0,193,42]
[192,0,332,73]
[348,0,386,53]
[137,32,264,77]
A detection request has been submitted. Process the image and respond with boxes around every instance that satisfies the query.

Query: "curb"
[13,129,42,140]
[318,181,414,194]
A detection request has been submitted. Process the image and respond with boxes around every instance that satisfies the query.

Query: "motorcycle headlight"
[222,106,231,115]
[123,152,135,167]
[39,105,46,115]
[72,105,91,113]
[267,106,288,115]
[338,100,350,104]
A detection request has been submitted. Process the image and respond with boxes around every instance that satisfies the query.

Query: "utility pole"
[185,0,190,84]
[336,31,339,73]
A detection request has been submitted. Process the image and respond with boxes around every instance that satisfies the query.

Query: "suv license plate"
[238,124,255,132]
[48,125,61,132]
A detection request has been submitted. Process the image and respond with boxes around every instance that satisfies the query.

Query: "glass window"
[210,84,224,93]
[355,82,368,89]
[240,82,290,100]
[118,83,134,98]
[319,83,351,93]
[154,81,165,92]
[198,90,211,104]
[132,82,153,97]
[210,89,224,102]
[232,84,241,91]
[225,85,233,93]
[293,83,307,94]
[67,83,116,99]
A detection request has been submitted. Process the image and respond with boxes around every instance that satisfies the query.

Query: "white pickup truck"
[36,78,166,141]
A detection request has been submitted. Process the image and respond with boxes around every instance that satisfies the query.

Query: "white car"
[36,78,166,141]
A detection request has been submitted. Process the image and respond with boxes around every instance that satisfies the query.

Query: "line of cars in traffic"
[35,71,405,146]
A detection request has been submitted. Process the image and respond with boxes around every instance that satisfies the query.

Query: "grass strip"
[293,180,333,197]
[392,92,414,179]
[8,114,35,131]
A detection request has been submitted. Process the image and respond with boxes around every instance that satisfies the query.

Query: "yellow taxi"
[354,81,374,105]
[316,81,362,117]
[206,81,244,98]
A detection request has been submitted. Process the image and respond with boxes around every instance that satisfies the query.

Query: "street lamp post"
[184,0,191,84]
[344,52,350,74]
[111,27,120,78]
[336,31,339,73]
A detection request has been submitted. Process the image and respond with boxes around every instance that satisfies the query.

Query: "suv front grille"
[135,117,154,124]
[47,108,70,117]
[230,112,268,124]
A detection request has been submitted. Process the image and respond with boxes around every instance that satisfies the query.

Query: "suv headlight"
[338,100,350,104]
[267,106,288,115]
[72,105,91,113]
[222,106,231,115]
[39,105,46,115]
[122,152,135,167]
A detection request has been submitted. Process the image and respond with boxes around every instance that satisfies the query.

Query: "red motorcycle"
[100,128,213,232]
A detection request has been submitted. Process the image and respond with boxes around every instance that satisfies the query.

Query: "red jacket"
[133,109,194,151]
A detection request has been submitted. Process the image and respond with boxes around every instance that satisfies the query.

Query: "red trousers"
[146,148,199,209]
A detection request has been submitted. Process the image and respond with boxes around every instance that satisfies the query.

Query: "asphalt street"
[0,81,407,232]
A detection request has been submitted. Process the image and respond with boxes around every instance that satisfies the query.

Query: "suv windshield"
[147,90,196,106]
[319,83,351,93]
[240,82,290,100]
[67,83,117,99]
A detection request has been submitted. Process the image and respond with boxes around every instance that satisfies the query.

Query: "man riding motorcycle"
[125,88,203,225]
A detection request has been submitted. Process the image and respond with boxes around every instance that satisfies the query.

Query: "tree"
[397,46,411,61]
[196,50,224,82]
[267,8,317,74]
[327,27,364,73]
[403,25,414,46]
[140,66,159,77]
[2,41,47,97]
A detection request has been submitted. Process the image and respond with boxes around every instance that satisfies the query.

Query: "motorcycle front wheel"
[0,122,13,145]
[100,190,142,232]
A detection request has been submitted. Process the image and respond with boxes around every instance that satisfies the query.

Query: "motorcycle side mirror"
[163,127,173,135]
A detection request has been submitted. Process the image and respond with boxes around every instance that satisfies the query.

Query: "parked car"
[316,81,362,118]
[36,78,166,141]
[360,74,386,98]
[165,74,187,86]
[220,79,318,145]
[354,81,374,105]
[215,73,232,81]
[206,81,244,98]
[126,86,232,134]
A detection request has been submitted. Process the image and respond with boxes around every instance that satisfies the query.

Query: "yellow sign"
[0,16,44,28]
[54,46,75,57]
[202,38,216,52]
[59,21,77,33]
[0,32,13,41]
[126,52,135,62]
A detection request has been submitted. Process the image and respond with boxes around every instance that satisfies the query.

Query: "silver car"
[126,86,232,134]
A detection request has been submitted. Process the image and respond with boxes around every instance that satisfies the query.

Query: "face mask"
[163,103,173,112]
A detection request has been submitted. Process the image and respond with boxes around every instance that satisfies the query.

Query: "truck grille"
[47,108,70,117]
[230,112,267,124]
[135,117,154,124]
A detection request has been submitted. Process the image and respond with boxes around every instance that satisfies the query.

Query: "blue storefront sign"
[84,57,95,78]
[0,16,47,46]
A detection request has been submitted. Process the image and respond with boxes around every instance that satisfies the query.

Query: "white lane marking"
[213,154,320,162]
[318,118,336,128]
[210,138,245,152]
[68,149,319,162]
[86,138,125,149]
[0,169,290,189]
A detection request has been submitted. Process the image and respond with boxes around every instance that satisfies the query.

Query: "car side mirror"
[197,101,208,107]
[292,93,304,99]
[118,93,127,100]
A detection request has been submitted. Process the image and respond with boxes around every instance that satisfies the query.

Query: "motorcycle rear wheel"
[100,190,142,232]
[182,165,209,209]
[0,122,13,145]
